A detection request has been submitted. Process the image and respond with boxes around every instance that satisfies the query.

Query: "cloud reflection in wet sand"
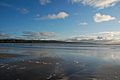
[1,43,120,80]
[72,45,120,63]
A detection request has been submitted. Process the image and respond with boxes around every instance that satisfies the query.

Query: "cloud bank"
[22,31,56,40]
[1,31,120,42]
[0,33,14,39]
[67,31,120,42]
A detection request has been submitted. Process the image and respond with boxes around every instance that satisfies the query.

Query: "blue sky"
[0,0,120,40]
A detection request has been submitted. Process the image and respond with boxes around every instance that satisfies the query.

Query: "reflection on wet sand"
[0,54,97,80]
[1,43,120,80]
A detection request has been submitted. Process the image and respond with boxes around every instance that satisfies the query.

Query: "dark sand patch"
[0,56,99,80]
[0,57,68,80]
[0,53,20,58]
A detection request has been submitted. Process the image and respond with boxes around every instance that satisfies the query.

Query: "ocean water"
[0,43,120,80]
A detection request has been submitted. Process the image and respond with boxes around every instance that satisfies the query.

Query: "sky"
[0,0,120,40]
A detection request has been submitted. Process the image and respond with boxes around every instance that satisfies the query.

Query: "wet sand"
[0,54,95,80]
[0,53,20,58]
[1,55,120,80]
[94,64,120,80]
[0,56,68,80]
[1,43,120,80]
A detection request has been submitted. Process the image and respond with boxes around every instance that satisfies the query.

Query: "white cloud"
[95,0,119,9]
[39,0,51,5]
[71,0,120,9]
[118,20,120,23]
[40,32,55,37]
[78,22,88,25]
[71,0,81,3]
[35,12,69,20]
[17,8,29,14]
[47,12,69,19]
[94,13,116,22]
